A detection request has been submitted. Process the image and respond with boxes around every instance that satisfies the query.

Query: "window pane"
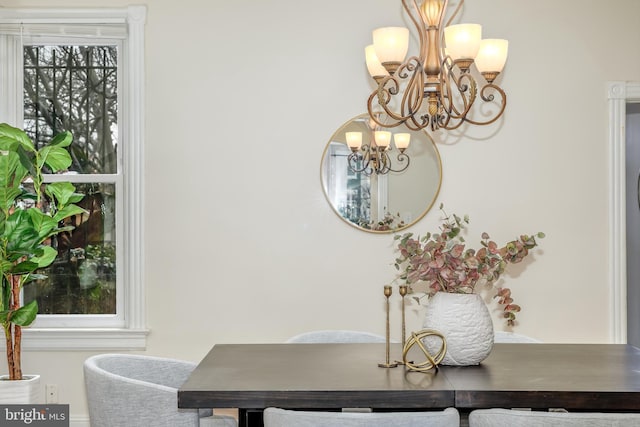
[23,45,118,174]
[24,183,116,315]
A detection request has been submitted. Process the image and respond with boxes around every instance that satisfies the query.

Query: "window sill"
[20,328,149,351]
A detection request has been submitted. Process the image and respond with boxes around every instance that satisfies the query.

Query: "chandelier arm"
[451,73,477,118]
[368,57,425,129]
[406,120,422,132]
[478,82,505,103]
[443,83,507,130]
[403,0,428,62]
[402,115,427,132]
[368,77,406,128]
[438,71,476,128]
[367,92,408,129]
[349,147,410,176]
[347,148,371,174]
[378,151,391,175]
[437,0,456,69]
[460,84,507,126]
[438,110,452,130]
[444,0,463,27]
[400,63,426,122]
[387,151,411,173]
[438,58,459,107]
[377,75,400,101]
[411,106,431,131]
[434,60,458,128]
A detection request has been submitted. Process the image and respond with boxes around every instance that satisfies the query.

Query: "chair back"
[263,407,459,427]
[84,354,211,427]
[469,408,640,427]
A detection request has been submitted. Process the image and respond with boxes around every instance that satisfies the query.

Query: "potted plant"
[0,123,84,400]
[393,204,544,365]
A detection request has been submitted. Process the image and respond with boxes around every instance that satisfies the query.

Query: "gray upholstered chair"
[263,407,460,427]
[468,408,640,426]
[494,331,541,343]
[286,329,388,343]
[84,354,236,427]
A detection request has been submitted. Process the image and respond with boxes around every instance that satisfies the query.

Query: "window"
[0,7,147,349]
[24,45,118,318]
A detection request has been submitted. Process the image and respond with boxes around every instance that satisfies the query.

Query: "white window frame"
[0,6,147,350]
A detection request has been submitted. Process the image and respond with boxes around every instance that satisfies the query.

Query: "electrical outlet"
[45,384,58,404]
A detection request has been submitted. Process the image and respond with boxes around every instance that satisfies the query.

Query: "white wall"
[3,0,640,422]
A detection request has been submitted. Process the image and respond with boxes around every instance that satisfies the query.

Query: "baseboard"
[70,415,90,427]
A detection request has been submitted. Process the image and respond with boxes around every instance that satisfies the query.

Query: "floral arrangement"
[393,205,544,325]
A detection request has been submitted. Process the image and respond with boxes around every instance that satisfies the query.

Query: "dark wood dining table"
[178,343,640,427]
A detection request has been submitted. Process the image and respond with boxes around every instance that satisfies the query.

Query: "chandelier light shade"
[345,131,363,149]
[394,133,411,150]
[346,125,412,176]
[374,131,392,149]
[365,0,508,132]
[365,45,389,79]
[444,24,481,63]
[372,27,410,70]
[474,38,509,81]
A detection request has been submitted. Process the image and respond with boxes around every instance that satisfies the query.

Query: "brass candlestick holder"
[399,285,408,349]
[378,285,398,368]
[394,284,409,366]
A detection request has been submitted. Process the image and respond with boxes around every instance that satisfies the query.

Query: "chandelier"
[345,117,411,176]
[365,0,508,133]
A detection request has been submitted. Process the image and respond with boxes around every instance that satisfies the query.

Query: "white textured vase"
[0,374,40,403]
[423,292,494,366]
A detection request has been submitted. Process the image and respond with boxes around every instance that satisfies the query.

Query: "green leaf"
[0,123,35,153]
[27,208,58,241]
[16,145,37,179]
[48,131,73,148]
[53,204,86,223]
[30,245,57,268]
[0,260,13,277]
[4,210,40,251]
[10,260,39,274]
[0,310,8,326]
[10,300,37,326]
[0,186,21,214]
[38,145,72,172]
[23,273,48,284]
[45,181,83,208]
[0,150,27,212]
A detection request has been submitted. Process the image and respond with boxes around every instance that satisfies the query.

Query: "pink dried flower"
[393,205,544,326]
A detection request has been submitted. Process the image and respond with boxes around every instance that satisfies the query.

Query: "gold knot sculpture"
[402,329,447,372]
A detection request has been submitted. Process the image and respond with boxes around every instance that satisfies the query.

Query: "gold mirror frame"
[320,114,442,233]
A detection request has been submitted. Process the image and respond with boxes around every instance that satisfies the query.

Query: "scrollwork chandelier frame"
[346,129,410,176]
[365,0,508,133]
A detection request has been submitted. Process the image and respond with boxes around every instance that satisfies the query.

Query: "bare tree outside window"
[22,45,118,315]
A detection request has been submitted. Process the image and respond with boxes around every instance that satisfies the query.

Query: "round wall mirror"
[321,113,442,233]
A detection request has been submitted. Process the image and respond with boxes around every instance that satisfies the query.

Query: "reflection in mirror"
[321,114,442,233]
